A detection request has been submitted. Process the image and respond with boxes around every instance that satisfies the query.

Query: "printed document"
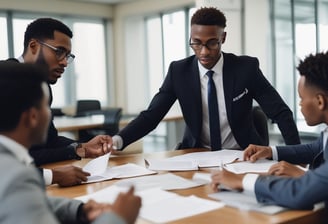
[82,153,156,183]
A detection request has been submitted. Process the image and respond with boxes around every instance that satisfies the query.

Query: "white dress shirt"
[198,53,240,150]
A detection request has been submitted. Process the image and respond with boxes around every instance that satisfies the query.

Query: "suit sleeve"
[254,161,328,209]
[29,120,80,166]
[276,137,322,164]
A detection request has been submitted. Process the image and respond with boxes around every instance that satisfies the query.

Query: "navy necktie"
[206,70,221,150]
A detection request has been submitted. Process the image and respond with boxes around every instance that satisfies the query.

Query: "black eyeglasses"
[38,40,75,64]
[189,39,221,51]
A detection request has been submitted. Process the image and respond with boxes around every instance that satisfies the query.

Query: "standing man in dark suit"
[0,62,141,224]
[211,52,328,210]
[111,7,300,152]
[10,18,112,187]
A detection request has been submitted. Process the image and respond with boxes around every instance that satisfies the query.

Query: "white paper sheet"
[209,191,288,215]
[115,173,207,190]
[145,158,199,171]
[224,159,277,174]
[75,185,224,223]
[83,152,111,175]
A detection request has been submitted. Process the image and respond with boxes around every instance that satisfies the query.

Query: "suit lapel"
[189,57,203,138]
[222,52,235,124]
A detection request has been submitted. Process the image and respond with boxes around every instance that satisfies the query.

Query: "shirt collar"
[0,135,34,166]
[17,56,24,63]
[198,52,224,78]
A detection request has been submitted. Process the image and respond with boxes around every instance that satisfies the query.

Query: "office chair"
[78,107,123,142]
[252,106,269,146]
[75,100,101,117]
[51,108,65,117]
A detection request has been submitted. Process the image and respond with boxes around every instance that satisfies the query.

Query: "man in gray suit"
[211,52,328,210]
[0,61,141,224]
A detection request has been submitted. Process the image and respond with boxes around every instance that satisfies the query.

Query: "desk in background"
[45,149,327,224]
[53,113,185,150]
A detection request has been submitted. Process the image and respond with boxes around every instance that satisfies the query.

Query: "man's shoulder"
[223,52,258,63]
[4,58,19,63]
[170,55,197,66]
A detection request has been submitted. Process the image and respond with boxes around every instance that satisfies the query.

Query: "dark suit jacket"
[118,53,300,149]
[6,58,79,166]
[255,134,328,209]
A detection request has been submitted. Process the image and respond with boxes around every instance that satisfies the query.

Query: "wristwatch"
[72,142,86,158]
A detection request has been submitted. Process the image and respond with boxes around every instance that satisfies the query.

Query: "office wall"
[0,0,113,18]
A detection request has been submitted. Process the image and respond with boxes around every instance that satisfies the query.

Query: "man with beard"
[7,18,112,187]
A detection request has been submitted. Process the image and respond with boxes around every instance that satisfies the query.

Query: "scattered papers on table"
[76,185,224,223]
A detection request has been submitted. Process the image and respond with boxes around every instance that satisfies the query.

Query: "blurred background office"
[0,0,327,149]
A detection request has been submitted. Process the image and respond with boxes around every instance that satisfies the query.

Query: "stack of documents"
[224,159,277,174]
[145,149,243,171]
[82,153,156,183]
[76,185,224,223]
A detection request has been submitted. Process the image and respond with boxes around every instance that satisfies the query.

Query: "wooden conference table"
[45,149,327,224]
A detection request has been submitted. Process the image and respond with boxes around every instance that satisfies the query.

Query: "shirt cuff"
[242,173,259,197]
[43,169,53,185]
[271,146,278,161]
[112,135,123,150]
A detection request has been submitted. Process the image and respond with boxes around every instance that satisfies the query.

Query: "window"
[272,0,327,133]
[0,15,8,59]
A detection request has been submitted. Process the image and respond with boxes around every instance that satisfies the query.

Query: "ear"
[22,107,39,128]
[28,39,40,55]
[317,94,327,110]
[221,32,227,44]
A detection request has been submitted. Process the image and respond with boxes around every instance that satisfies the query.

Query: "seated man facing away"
[0,61,141,224]
[211,52,328,210]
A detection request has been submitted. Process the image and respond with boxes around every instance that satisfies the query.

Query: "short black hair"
[191,7,226,27]
[0,61,48,131]
[297,52,328,92]
[23,18,73,53]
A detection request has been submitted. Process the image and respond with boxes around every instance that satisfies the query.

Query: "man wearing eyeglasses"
[112,7,300,153]
[7,18,112,187]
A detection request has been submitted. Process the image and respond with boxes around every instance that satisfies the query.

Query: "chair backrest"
[76,100,101,117]
[252,106,269,146]
[78,107,123,140]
